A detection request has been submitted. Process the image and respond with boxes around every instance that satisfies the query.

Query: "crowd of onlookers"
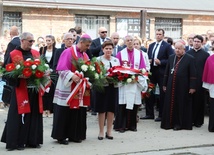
[0,25,214,151]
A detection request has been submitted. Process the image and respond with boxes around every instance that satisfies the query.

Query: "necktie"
[109,62,112,68]
[152,43,159,59]
[113,46,117,56]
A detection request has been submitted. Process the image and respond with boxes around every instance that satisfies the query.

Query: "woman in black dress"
[95,41,120,140]
[39,35,57,117]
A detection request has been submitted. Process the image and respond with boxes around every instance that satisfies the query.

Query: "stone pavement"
[0,107,214,155]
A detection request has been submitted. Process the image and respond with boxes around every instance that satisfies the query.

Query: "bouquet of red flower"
[73,57,107,91]
[4,57,51,91]
[106,66,147,85]
[141,82,155,99]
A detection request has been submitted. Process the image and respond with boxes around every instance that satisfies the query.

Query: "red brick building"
[1,0,214,41]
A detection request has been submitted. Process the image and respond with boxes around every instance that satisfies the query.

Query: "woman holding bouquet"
[95,41,120,140]
[39,35,57,117]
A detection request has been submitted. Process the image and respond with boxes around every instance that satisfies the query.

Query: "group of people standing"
[0,25,214,152]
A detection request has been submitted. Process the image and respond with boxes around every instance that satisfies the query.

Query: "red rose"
[117,71,121,76]
[23,61,33,67]
[33,60,41,65]
[85,61,91,65]
[124,73,129,78]
[22,68,32,78]
[135,75,138,81]
[5,63,15,72]
[35,70,44,78]
[118,76,124,81]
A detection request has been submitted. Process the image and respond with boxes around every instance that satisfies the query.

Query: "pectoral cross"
[171,68,174,74]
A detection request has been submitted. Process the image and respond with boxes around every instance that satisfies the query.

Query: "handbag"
[2,84,12,104]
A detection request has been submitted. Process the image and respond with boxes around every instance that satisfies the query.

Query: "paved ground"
[0,107,214,155]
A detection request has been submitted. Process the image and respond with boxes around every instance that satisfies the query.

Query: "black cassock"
[1,47,43,149]
[187,49,209,126]
[161,53,196,130]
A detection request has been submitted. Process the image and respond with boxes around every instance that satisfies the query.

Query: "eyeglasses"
[24,39,35,43]
[101,31,107,34]
[66,38,74,41]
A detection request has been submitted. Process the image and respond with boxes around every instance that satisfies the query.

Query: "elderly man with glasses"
[1,32,44,151]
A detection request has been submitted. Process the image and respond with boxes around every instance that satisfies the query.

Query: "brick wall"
[3,6,214,42]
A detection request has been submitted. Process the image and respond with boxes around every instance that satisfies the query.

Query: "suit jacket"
[4,37,21,66]
[89,38,110,57]
[185,45,192,52]
[148,41,174,76]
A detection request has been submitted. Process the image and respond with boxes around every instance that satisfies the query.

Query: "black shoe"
[91,111,97,116]
[119,129,125,133]
[173,126,181,131]
[7,147,17,151]
[140,115,154,119]
[155,117,161,122]
[58,139,69,145]
[105,133,113,140]
[69,139,82,143]
[26,144,41,148]
[194,124,202,128]
[129,128,137,132]
[98,136,104,140]
[17,145,25,150]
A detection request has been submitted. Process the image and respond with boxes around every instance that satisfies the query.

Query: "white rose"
[26,58,32,61]
[141,68,146,74]
[94,73,99,79]
[81,65,88,72]
[31,64,37,70]
[89,66,95,71]
[127,78,132,83]
[16,64,21,69]
[44,64,49,68]
[131,75,135,79]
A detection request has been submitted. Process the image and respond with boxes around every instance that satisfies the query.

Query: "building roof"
[3,0,214,15]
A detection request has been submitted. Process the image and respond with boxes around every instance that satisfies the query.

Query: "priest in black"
[161,41,197,130]
[187,35,209,128]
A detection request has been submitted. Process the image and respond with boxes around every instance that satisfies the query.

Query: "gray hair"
[63,33,73,40]
[124,35,133,42]
[20,32,33,40]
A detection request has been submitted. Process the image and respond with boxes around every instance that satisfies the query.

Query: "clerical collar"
[127,48,134,52]
[193,47,202,52]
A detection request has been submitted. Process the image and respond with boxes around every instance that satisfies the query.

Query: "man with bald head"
[110,32,123,57]
[4,26,20,65]
[161,41,196,130]
[89,27,109,57]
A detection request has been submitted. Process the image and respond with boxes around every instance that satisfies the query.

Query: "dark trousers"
[145,67,164,118]
[209,98,214,132]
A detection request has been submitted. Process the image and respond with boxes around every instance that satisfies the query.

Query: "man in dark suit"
[4,26,20,65]
[142,28,174,122]
[89,27,109,57]
[110,32,123,57]
[185,34,195,52]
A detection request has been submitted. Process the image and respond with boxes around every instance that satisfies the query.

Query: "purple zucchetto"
[81,34,91,39]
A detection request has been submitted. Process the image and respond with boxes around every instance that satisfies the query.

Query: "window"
[155,18,182,40]
[75,15,109,39]
[3,12,22,33]
[116,18,150,39]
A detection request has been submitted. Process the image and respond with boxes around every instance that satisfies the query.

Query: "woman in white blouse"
[95,41,120,140]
